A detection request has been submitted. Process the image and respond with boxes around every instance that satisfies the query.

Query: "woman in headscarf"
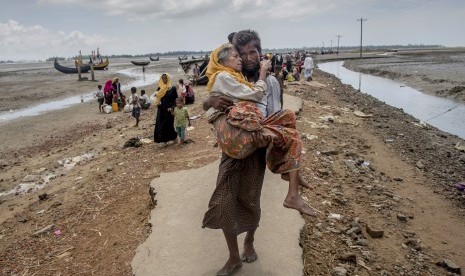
[103,79,114,105]
[112,77,126,108]
[153,73,178,144]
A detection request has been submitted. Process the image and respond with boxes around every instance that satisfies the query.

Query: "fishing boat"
[179,57,209,85]
[54,58,90,74]
[91,58,110,70]
[178,55,188,61]
[150,56,159,61]
[131,60,150,66]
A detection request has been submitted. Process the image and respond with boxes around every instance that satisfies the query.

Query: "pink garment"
[103,80,113,95]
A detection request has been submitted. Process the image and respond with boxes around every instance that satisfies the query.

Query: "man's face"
[236,42,260,72]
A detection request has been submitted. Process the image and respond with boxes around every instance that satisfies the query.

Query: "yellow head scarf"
[154,73,171,105]
[206,43,253,93]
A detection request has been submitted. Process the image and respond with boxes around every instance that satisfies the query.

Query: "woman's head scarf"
[206,43,253,92]
[112,77,119,83]
[154,73,171,105]
[103,79,113,94]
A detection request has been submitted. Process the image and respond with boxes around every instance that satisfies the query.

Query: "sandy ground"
[0,58,183,112]
[1,52,465,275]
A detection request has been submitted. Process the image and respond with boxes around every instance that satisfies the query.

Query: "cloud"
[0,20,109,60]
[37,0,356,21]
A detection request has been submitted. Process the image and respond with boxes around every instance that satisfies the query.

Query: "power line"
[336,35,342,55]
[357,17,367,58]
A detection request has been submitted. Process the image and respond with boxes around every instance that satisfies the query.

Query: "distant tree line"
[0,44,447,63]
[263,44,444,54]
[106,50,211,58]
[107,44,444,57]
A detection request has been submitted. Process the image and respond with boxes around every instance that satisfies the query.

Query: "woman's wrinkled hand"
[251,131,271,148]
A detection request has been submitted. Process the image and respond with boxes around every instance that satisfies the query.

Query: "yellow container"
[112,102,119,112]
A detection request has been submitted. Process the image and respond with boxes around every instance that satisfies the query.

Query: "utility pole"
[357,17,367,58]
[336,35,342,55]
[330,40,333,51]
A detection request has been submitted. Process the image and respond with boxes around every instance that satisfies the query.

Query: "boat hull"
[179,57,209,85]
[92,58,109,70]
[131,60,150,66]
[54,59,90,74]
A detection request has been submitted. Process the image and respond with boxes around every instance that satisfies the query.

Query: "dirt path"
[1,68,464,275]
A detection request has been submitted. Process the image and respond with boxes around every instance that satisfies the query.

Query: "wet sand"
[0,58,183,113]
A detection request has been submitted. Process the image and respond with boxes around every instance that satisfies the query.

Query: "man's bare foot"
[281,173,313,189]
[283,195,317,216]
[216,259,242,276]
[241,241,258,263]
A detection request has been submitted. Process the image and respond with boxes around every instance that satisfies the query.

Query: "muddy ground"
[1,52,465,275]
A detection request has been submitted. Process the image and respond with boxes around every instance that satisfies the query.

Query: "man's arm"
[202,94,234,111]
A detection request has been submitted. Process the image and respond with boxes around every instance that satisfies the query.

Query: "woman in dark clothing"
[112,77,126,109]
[153,73,178,143]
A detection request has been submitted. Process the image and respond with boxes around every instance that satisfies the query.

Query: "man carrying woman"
[202,30,314,276]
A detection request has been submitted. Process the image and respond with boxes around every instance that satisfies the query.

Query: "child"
[205,43,316,216]
[140,90,151,109]
[95,84,104,113]
[129,87,141,127]
[176,79,187,104]
[172,97,191,144]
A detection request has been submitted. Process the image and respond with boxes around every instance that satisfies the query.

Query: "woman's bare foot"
[281,173,313,189]
[241,241,258,263]
[216,259,242,276]
[283,195,317,216]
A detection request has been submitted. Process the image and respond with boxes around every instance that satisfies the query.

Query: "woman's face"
[161,74,168,84]
[222,48,242,72]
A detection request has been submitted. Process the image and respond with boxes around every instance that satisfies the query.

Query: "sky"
[1,0,464,60]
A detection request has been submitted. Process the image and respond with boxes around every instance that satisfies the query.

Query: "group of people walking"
[94,73,195,146]
[268,51,315,83]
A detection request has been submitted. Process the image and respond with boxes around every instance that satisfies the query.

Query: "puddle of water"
[319,61,465,139]
[0,68,161,122]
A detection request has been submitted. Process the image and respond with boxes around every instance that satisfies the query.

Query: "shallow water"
[319,61,465,139]
[0,67,161,122]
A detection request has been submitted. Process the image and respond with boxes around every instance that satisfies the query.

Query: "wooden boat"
[150,56,159,61]
[178,55,188,61]
[193,75,209,85]
[131,60,150,66]
[92,58,109,70]
[54,58,90,74]
[179,57,209,85]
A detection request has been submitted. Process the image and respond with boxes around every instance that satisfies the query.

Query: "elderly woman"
[153,73,178,144]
